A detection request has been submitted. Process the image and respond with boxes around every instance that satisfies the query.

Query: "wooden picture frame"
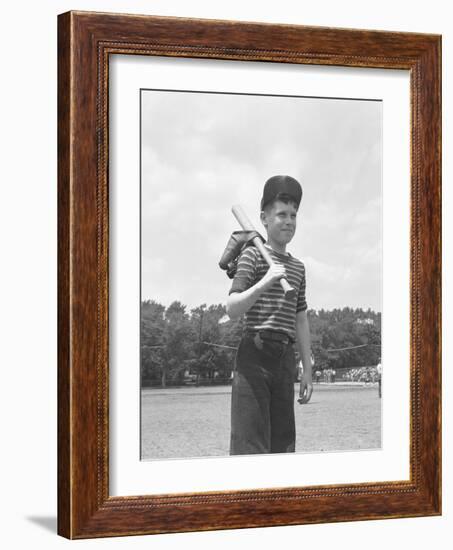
[58,10,441,539]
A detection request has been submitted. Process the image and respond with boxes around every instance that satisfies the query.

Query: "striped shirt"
[229,244,307,341]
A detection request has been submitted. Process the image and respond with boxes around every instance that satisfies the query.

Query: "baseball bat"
[232,204,296,300]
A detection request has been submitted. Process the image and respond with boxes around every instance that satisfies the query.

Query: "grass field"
[141,384,381,460]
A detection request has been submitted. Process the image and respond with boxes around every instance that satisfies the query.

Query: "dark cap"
[260,175,303,210]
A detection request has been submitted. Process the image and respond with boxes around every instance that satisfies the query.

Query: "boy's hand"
[298,373,313,404]
[261,263,286,289]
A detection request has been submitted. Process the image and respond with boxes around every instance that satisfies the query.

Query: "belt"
[245,329,294,345]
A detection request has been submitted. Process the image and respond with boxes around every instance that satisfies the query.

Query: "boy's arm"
[296,309,313,400]
[226,263,286,319]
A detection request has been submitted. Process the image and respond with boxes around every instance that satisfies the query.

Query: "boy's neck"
[265,238,287,255]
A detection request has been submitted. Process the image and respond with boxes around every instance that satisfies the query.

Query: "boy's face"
[261,200,298,246]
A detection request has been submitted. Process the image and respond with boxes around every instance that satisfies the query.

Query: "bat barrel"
[231,204,255,231]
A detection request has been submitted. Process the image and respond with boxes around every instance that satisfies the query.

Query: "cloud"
[302,255,381,312]
[304,256,359,284]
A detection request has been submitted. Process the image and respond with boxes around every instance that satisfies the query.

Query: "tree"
[141,300,166,386]
[307,307,381,371]
[190,304,238,382]
[161,301,196,387]
[141,300,196,387]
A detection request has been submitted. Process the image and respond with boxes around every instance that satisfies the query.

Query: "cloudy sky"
[141,89,382,312]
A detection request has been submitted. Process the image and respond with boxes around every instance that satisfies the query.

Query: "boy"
[227,175,312,455]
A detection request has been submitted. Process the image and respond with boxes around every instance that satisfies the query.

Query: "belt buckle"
[253,332,264,350]
[280,335,289,345]
[258,330,270,342]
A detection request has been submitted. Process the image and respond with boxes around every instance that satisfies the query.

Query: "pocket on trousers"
[235,336,258,372]
[282,344,297,374]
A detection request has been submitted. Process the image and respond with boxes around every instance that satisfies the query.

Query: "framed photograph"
[58,11,441,539]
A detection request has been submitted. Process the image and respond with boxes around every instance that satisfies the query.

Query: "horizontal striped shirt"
[229,244,307,341]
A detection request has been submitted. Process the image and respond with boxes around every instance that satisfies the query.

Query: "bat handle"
[280,277,296,300]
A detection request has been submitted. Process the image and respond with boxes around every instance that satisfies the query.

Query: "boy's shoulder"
[289,254,305,269]
[284,251,305,270]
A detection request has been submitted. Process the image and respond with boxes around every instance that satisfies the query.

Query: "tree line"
[141,300,381,388]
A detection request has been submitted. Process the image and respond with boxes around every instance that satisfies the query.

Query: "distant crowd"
[345,366,380,383]
[314,368,337,383]
[313,366,381,384]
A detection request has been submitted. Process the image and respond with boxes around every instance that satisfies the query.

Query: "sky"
[141,89,382,312]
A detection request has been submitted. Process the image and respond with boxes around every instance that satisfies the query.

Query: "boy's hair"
[262,192,299,213]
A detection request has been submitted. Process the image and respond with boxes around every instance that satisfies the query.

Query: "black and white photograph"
[140,89,382,460]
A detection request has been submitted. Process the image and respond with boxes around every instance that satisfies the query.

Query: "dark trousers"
[230,334,297,455]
